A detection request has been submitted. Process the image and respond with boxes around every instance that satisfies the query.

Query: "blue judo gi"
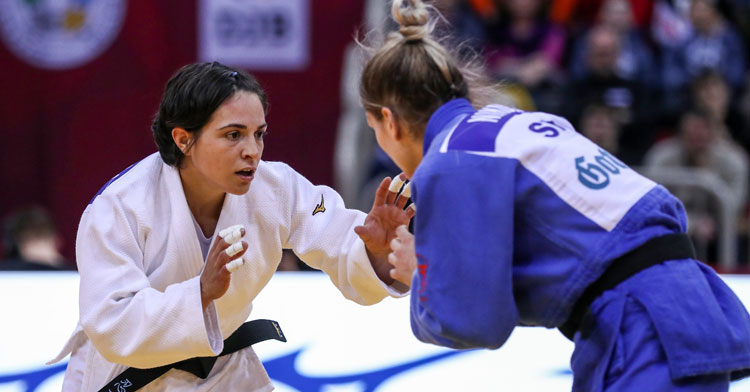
[408,98,750,391]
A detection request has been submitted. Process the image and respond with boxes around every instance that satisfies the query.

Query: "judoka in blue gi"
[359,1,750,390]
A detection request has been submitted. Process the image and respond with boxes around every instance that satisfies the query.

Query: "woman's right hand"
[200,228,247,309]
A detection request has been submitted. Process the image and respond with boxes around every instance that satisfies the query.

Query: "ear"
[171,127,192,155]
[380,107,404,141]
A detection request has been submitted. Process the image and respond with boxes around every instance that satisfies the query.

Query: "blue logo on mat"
[0,349,468,391]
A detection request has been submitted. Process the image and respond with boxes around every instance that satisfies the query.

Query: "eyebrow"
[218,123,267,131]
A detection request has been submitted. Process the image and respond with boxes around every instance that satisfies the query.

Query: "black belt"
[98,319,286,392]
[559,233,696,341]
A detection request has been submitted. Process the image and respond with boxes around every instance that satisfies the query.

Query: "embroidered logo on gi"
[574,148,628,190]
[312,194,326,216]
[112,378,132,392]
[272,321,286,341]
[528,120,566,138]
[416,254,428,302]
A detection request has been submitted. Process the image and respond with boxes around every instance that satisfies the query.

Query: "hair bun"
[392,0,430,42]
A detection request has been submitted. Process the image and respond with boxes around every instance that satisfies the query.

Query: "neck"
[404,135,425,178]
[179,162,225,235]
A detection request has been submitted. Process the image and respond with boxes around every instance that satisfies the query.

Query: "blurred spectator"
[651,0,693,50]
[690,70,749,150]
[644,109,748,261]
[483,0,566,86]
[550,0,655,34]
[741,74,750,152]
[578,102,622,155]
[1,206,69,271]
[660,0,746,95]
[723,0,750,51]
[563,24,654,164]
[568,0,658,86]
[451,0,566,112]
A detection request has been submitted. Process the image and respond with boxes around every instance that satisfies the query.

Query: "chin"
[229,183,252,195]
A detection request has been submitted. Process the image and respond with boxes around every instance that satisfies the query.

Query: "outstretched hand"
[354,174,415,285]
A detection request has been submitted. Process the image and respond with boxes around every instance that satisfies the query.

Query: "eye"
[226,130,240,140]
[255,129,267,140]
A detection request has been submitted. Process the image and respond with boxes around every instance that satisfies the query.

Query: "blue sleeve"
[409,154,519,349]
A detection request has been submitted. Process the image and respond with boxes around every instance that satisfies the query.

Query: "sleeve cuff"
[351,239,409,299]
[189,276,223,355]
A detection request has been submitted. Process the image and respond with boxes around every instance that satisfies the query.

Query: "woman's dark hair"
[152,62,268,167]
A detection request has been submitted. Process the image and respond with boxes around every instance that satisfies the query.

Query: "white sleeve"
[283,168,403,305]
[76,195,222,368]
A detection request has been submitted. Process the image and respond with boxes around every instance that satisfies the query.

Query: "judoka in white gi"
[48,62,414,391]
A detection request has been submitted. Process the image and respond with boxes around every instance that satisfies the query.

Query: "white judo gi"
[48,152,404,391]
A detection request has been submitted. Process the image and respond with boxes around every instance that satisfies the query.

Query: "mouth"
[235,168,255,182]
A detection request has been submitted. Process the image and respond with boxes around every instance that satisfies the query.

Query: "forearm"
[81,276,222,367]
[366,246,395,285]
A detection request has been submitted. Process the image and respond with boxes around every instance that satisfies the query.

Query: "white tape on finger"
[400,182,411,198]
[219,224,244,240]
[388,176,405,193]
[223,229,242,244]
[225,242,244,257]
[226,258,244,272]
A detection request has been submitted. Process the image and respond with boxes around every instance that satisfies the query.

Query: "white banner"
[198,0,309,70]
[1,272,749,391]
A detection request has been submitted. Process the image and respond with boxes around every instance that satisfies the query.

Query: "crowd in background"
[335,0,750,271]
[2,0,750,272]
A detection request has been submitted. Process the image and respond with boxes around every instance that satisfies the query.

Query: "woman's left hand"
[388,225,416,287]
[354,173,415,284]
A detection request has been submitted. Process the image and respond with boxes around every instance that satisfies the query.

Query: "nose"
[241,137,261,160]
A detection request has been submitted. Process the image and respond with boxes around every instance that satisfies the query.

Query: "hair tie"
[399,26,426,42]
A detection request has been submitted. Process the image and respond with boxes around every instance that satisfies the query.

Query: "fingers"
[374,174,413,214]
[216,225,247,272]
[389,269,412,287]
[225,258,244,272]
[396,224,411,239]
[225,242,244,257]
[386,174,406,205]
[395,182,411,209]
[219,225,243,242]
[387,226,416,287]
[389,225,412,253]
[372,177,391,209]
[221,241,247,272]
[222,228,243,245]
[390,237,401,253]
[405,203,416,219]
[388,252,398,266]
[387,253,408,284]
[353,225,370,242]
